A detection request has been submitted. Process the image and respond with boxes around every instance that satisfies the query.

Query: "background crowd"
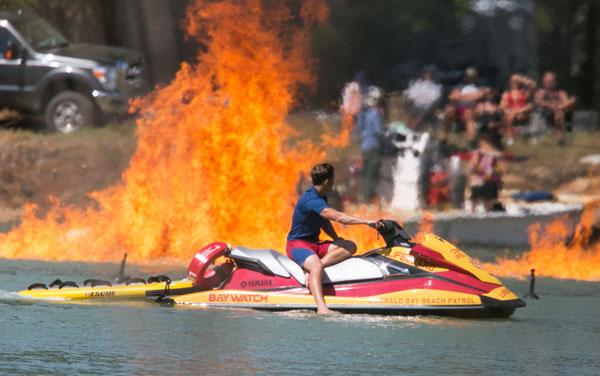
[341,65,578,212]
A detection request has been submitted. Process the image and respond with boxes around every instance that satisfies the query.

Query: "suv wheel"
[44,91,96,133]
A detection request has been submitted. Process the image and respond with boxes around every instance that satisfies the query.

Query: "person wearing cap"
[356,87,384,201]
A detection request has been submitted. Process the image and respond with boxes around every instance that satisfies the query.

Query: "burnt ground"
[0,112,598,225]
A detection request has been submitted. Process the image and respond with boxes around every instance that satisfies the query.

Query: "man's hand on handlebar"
[367,220,384,229]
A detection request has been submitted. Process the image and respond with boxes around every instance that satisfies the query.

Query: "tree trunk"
[580,1,598,108]
[36,0,106,43]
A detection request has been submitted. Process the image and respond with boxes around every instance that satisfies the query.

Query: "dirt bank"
[503,133,600,195]
[0,124,136,223]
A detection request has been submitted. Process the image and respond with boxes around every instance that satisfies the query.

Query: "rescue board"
[19,279,197,300]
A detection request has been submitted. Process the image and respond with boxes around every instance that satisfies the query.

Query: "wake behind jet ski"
[173,219,526,318]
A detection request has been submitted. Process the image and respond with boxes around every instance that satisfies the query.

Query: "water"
[1,255,599,376]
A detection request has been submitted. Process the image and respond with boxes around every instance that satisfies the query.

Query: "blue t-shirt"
[356,107,383,152]
[287,187,329,242]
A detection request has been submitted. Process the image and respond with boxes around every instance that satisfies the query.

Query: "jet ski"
[171,220,526,318]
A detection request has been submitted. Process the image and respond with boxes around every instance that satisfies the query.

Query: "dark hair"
[478,130,503,151]
[311,163,334,185]
[422,65,436,77]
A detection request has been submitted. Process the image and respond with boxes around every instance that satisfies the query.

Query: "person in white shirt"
[404,66,442,129]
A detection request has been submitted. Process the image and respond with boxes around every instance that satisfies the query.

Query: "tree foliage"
[311,0,471,104]
[0,0,38,10]
[535,0,599,109]
[1,0,598,111]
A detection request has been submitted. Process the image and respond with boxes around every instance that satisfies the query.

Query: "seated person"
[443,67,488,144]
[534,71,576,145]
[474,89,504,150]
[468,132,504,212]
[403,66,442,130]
[1,39,18,60]
[286,163,379,315]
[500,74,536,146]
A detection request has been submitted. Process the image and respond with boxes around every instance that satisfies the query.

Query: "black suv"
[0,11,148,133]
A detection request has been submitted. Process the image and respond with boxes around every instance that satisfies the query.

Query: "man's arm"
[514,102,533,115]
[320,207,374,226]
[448,87,461,102]
[460,88,487,102]
[499,91,509,111]
[516,74,537,91]
[322,219,339,240]
[534,89,548,108]
[559,91,576,110]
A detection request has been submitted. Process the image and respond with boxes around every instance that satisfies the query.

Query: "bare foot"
[317,306,339,315]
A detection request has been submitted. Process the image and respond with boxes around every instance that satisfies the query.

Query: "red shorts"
[286,240,332,267]
[454,105,472,123]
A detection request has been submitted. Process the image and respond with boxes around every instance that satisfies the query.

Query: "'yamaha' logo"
[240,280,272,288]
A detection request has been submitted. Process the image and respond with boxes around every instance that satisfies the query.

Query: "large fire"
[483,202,600,281]
[3,0,596,284]
[0,0,370,263]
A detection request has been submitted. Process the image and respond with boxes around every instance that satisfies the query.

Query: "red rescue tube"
[187,242,231,288]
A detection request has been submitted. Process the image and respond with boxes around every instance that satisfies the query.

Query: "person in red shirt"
[500,74,536,146]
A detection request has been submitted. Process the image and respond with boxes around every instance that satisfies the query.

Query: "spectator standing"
[500,74,536,146]
[404,66,442,130]
[534,71,576,145]
[340,81,362,126]
[356,87,384,201]
[443,67,488,144]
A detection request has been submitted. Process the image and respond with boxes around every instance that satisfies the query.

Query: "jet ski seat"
[229,247,384,286]
[229,246,304,282]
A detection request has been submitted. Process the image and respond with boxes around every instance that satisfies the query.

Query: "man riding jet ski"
[286,163,381,314]
[181,219,525,317]
[181,161,526,318]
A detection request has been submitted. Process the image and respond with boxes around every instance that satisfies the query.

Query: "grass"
[0,120,136,143]
[503,131,600,191]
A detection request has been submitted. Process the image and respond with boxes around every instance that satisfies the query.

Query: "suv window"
[12,17,68,51]
[0,27,17,59]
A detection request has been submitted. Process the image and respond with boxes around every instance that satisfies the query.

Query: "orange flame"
[483,201,600,281]
[413,211,433,243]
[0,0,354,263]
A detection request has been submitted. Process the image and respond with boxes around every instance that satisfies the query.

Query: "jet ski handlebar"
[371,219,412,247]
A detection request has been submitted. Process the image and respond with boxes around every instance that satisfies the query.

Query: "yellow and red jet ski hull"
[172,283,523,318]
[19,279,197,300]
[171,232,526,318]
